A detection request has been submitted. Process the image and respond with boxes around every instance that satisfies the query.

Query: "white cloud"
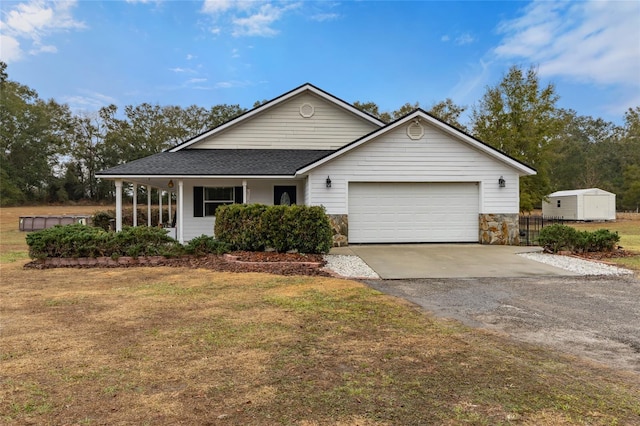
[213,80,250,89]
[310,12,339,22]
[63,90,118,112]
[0,0,85,63]
[202,0,235,14]
[455,33,474,46]
[495,0,640,87]
[200,1,301,38]
[169,67,196,73]
[440,32,475,46]
[187,77,207,84]
[0,34,22,62]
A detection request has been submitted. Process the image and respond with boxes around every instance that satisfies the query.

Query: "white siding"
[180,178,305,241]
[542,196,578,219]
[306,124,520,214]
[192,93,379,150]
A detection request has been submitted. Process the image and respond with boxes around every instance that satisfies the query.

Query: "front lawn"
[1,207,639,424]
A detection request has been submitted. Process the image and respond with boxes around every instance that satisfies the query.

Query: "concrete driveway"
[336,244,577,279]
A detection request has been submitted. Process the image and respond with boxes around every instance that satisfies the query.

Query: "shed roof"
[96,149,334,177]
[548,188,615,197]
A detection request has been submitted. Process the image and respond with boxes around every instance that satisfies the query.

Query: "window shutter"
[193,186,203,217]
[234,186,243,204]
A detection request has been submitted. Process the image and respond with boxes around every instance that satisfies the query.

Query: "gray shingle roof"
[96,149,334,176]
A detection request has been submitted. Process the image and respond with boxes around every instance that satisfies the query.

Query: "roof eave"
[95,174,299,180]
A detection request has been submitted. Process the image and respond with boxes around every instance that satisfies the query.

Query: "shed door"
[348,182,479,243]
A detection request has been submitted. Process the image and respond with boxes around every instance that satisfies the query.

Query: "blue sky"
[1,0,639,125]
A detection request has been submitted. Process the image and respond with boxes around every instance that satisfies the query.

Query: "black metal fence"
[519,215,566,246]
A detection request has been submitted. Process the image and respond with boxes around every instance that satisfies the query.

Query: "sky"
[1,0,639,126]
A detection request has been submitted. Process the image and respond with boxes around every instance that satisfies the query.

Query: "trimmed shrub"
[538,224,620,254]
[283,205,333,254]
[26,225,184,259]
[26,224,109,259]
[184,235,230,256]
[538,224,579,253]
[214,204,269,251]
[214,204,333,253]
[579,229,620,253]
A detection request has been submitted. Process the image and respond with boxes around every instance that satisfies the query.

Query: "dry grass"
[1,206,640,425]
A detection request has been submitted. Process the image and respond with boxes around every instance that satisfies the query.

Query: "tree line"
[1,62,638,211]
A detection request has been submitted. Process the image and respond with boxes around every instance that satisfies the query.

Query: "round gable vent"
[407,120,424,140]
[299,103,315,118]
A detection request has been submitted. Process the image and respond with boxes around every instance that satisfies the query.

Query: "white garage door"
[348,182,479,243]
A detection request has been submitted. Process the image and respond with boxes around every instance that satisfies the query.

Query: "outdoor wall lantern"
[326,176,332,188]
[498,176,506,188]
[168,179,174,189]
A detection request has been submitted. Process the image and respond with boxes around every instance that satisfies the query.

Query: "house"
[542,188,616,221]
[96,83,536,246]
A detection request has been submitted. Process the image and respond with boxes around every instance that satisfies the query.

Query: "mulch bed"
[24,251,331,277]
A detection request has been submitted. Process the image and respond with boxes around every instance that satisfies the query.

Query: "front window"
[204,187,235,216]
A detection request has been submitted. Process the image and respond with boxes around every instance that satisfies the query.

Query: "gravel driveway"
[363,275,640,374]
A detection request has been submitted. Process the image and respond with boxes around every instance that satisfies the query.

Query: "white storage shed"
[542,188,616,220]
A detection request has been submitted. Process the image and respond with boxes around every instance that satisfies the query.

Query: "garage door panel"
[348,182,478,243]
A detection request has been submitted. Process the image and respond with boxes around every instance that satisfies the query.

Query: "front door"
[274,186,297,206]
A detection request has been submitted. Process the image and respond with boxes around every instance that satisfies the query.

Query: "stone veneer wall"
[328,213,520,247]
[328,214,349,247]
[479,213,520,245]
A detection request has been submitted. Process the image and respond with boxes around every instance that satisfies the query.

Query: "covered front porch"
[111,177,307,244]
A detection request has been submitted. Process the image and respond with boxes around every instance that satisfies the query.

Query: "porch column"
[115,179,123,232]
[242,179,247,204]
[168,191,172,225]
[178,180,184,244]
[147,186,152,227]
[132,184,138,227]
[159,190,163,226]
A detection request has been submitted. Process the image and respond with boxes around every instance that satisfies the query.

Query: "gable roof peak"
[169,83,385,152]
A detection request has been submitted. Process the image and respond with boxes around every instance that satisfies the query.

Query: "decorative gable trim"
[168,83,386,152]
[406,119,424,140]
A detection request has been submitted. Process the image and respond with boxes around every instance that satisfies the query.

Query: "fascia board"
[169,83,385,152]
[95,174,297,180]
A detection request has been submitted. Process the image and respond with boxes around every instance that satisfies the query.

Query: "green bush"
[538,224,619,254]
[579,229,620,253]
[214,204,269,251]
[184,235,230,256]
[26,224,109,259]
[92,207,174,230]
[92,210,114,231]
[26,225,184,260]
[215,204,333,254]
[283,205,333,254]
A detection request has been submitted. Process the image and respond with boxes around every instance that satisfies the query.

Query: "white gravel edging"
[518,252,633,276]
[322,254,380,279]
